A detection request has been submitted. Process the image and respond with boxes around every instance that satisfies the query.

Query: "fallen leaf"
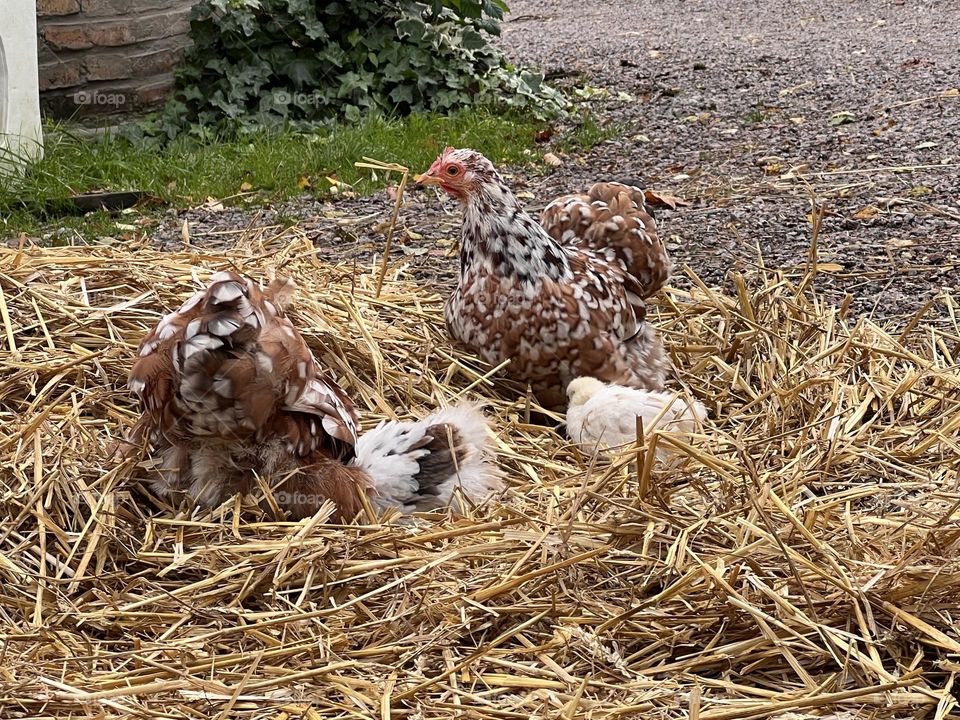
[643,190,690,209]
[239,181,253,192]
[535,127,554,143]
[399,245,428,256]
[298,176,312,189]
[908,186,933,196]
[853,206,879,220]
[815,263,844,272]
[516,191,535,199]
[778,81,814,96]
[543,152,563,167]
[887,237,915,249]
[914,141,938,150]
[181,219,190,245]
[830,111,857,126]
[404,228,423,240]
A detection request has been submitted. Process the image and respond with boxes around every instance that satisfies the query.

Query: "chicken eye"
[446,166,460,176]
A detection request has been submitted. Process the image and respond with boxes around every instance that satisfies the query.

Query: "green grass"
[0,109,611,238]
[555,112,614,153]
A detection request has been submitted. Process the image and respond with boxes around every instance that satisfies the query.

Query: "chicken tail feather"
[354,401,503,513]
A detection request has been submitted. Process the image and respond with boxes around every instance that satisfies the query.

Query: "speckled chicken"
[417,147,673,409]
[125,271,502,520]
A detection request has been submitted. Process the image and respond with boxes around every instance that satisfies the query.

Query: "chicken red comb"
[424,146,457,177]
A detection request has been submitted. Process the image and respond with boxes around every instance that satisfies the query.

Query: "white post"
[0,0,45,175]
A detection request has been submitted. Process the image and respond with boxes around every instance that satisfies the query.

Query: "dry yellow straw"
[0,236,957,718]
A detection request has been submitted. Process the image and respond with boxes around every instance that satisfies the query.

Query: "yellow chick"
[565,376,706,460]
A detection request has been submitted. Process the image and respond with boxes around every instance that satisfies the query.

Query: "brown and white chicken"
[125,271,502,520]
[417,147,673,410]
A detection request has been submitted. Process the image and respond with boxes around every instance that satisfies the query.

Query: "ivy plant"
[149,0,564,139]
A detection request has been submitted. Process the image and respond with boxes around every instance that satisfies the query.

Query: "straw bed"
[0,229,958,719]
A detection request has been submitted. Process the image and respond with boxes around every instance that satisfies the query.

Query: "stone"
[38,60,85,89]
[37,0,81,16]
[87,22,135,47]
[42,24,92,50]
[36,0,195,120]
[80,0,188,17]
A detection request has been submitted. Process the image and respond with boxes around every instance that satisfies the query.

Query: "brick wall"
[36,0,196,121]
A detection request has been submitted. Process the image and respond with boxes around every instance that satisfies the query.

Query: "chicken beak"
[415,172,442,187]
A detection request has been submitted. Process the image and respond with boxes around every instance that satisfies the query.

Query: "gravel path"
[494,0,960,323]
[136,0,959,325]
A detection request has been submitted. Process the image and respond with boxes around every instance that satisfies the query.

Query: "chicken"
[565,376,706,461]
[416,147,672,410]
[539,180,672,299]
[125,271,502,520]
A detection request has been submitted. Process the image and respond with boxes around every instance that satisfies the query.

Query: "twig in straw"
[354,157,410,297]
[799,186,823,294]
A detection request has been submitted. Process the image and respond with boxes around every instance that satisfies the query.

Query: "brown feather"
[411,423,465,495]
[273,458,370,521]
[540,181,672,299]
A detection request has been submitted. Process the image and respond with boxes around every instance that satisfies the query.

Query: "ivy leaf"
[285,58,319,88]
[390,84,415,105]
[830,111,857,126]
[461,28,485,50]
[396,17,427,41]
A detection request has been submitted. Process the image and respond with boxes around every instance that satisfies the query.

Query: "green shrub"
[152,0,563,140]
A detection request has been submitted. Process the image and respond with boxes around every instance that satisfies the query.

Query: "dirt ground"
[147,0,959,324]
